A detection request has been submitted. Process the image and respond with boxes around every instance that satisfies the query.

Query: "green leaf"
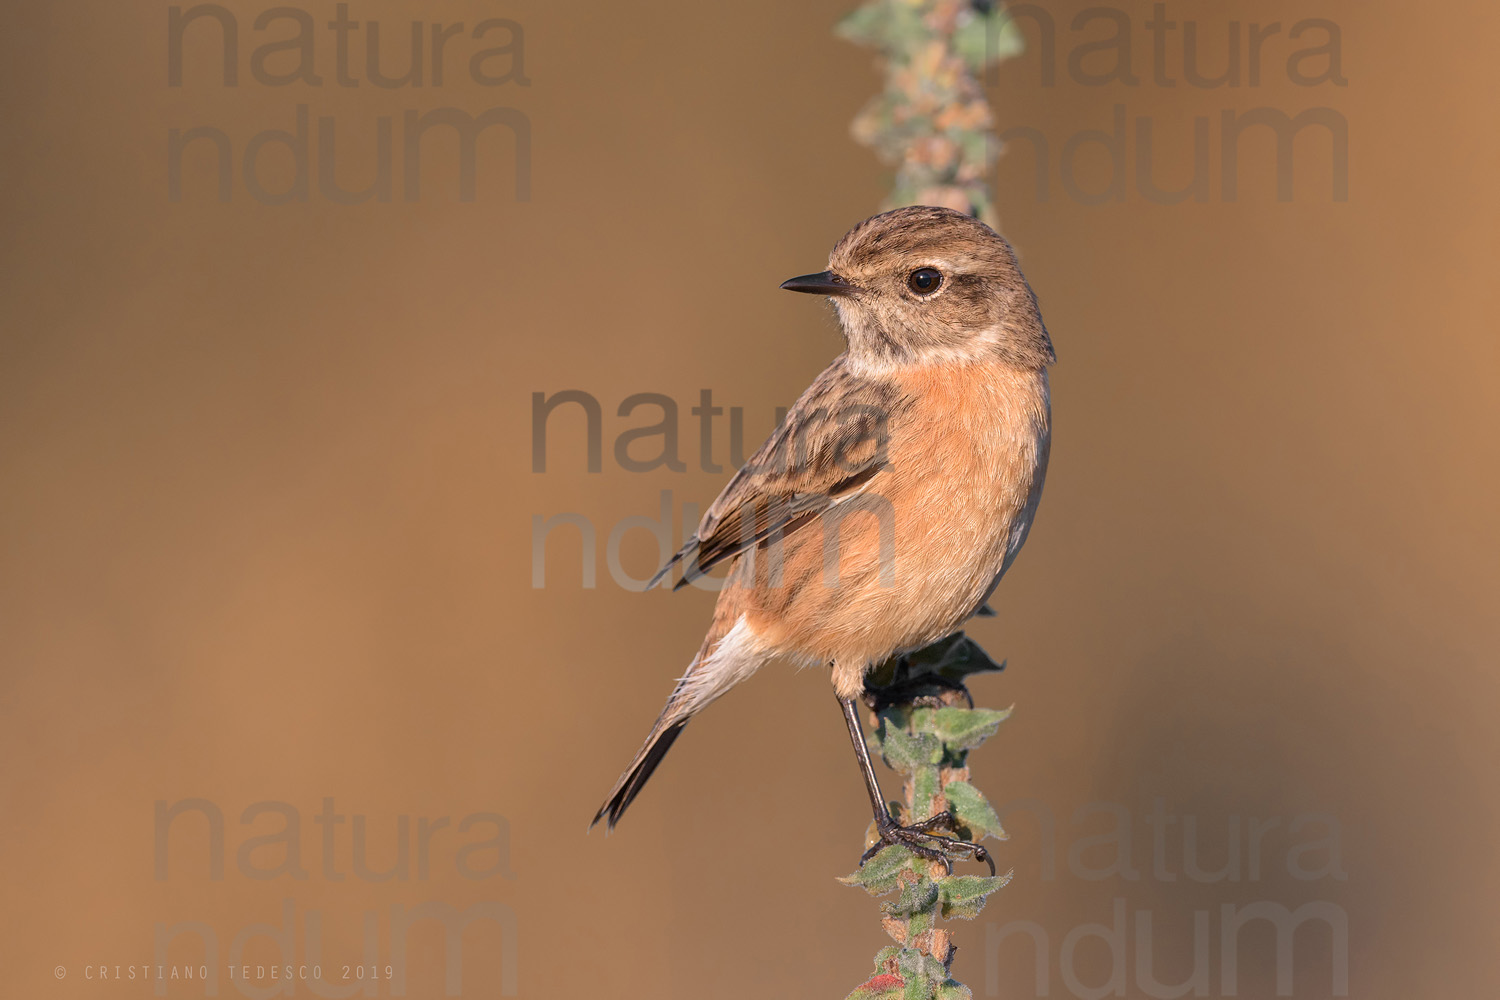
[952,16,991,70]
[927,706,1011,751]
[895,947,947,987]
[912,765,942,817]
[935,981,974,1000]
[877,725,942,772]
[884,875,939,917]
[835,6,886,46]
[840,844,920,895]
[836,2,929,51]
[938,873,1012,921]
[905,976,938,1000]
[953,9,1025,70]
[991,17,1027,62]
[943,780,1007,841]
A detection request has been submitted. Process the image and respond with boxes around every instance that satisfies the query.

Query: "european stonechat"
[593,206,1054,868]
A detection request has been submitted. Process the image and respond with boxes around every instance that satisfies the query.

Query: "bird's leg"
[839,695,995,875]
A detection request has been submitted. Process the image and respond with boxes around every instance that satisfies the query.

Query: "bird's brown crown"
[825,206,1055,371]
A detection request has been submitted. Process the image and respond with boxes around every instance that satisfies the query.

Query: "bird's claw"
[859,809,996,876]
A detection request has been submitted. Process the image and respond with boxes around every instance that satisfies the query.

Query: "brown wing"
[648,358,903,591]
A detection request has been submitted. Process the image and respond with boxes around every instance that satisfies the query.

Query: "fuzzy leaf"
[884,875,938,918]
[912,765,943,818]
[938,873,1012,921]
[877,725,942,772]
[935,981,974,1000]
[835,6,885,46]
[925,706,1011,750]
[943,780,1007,841]
[905,977,937,1000]
[896,948,948,987]
[840,844,919,895]
[953,10,1024,70]
[836,3,928,50]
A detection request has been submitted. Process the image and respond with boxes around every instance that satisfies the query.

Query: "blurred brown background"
[2,1,1497,997]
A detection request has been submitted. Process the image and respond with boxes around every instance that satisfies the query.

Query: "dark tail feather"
[590,719,688,831]
[593,586,748,832]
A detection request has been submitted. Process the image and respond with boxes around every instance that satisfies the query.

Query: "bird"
[590,205,1054,867]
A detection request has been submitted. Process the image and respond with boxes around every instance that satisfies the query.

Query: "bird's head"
[780,205,1055,372]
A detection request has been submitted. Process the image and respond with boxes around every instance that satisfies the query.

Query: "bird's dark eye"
[907,267,943,295]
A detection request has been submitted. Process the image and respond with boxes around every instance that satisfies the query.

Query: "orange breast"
[741,360,1050,677]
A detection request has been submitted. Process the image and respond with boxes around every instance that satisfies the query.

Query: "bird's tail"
[592,609,767,831]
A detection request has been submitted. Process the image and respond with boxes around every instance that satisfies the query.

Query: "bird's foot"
[860,809,996,876]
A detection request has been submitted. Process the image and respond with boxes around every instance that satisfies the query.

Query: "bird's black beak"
[779,271,860,297]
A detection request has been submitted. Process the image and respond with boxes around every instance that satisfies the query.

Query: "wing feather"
[647,358,903,590]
